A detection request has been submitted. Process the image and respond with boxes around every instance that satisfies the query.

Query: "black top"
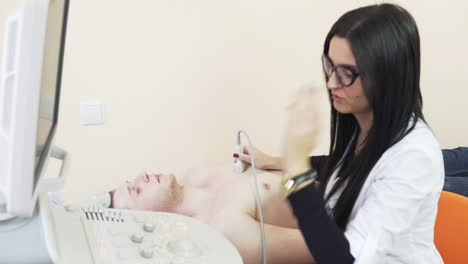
[286,155,355,263]
[309,155,328,175]
[443,147,468,176]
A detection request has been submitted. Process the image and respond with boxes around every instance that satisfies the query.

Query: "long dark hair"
[318,3,425,230]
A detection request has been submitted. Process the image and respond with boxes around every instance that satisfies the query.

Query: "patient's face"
[113,172,182,211]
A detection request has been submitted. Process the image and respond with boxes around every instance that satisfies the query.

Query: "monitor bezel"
[33,0,70,190]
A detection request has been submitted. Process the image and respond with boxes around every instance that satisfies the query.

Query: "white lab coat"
[325,119,444,264]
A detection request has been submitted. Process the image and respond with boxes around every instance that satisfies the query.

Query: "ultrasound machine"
[0,1,242,263]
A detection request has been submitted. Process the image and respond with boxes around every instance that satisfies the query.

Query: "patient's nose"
[144,173,156,182]
[133,172,148,184]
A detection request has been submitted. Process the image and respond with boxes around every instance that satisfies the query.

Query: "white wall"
[1,0,467,204]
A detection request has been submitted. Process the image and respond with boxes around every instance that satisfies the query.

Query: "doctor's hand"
[234,146,285,171]
[282,84,324,176]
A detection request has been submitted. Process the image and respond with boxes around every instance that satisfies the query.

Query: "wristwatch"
[281,169,318,198]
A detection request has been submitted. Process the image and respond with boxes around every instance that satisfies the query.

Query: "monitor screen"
[34,0,68,189]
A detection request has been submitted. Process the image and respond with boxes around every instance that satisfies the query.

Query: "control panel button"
[130,233,144,243]
[143,222,155,232]
[140,248,154,259]
[167,239,202,258]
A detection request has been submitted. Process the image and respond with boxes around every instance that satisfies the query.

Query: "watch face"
[281,170,319,198]
[285,179,295,190]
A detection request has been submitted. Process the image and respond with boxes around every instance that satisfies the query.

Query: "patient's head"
[112,172,183,211]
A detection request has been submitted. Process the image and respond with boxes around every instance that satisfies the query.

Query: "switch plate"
[80,101,104,125]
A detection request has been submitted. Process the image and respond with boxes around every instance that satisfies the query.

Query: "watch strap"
[282,169,318,198]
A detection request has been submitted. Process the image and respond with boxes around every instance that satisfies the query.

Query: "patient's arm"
[223,213,316,264]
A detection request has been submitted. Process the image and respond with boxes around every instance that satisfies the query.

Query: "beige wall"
[1,0,467,204]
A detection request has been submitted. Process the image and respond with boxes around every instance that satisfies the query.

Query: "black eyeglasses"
[322,54,360,87]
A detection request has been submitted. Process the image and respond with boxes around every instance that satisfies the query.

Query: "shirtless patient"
[111,164,313,264]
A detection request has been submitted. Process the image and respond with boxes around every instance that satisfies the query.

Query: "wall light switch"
[80,101,104,125]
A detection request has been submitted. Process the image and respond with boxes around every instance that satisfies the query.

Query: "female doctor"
[237,3,444,263]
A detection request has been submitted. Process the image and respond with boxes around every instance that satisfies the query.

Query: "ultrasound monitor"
[0,0,70,220]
